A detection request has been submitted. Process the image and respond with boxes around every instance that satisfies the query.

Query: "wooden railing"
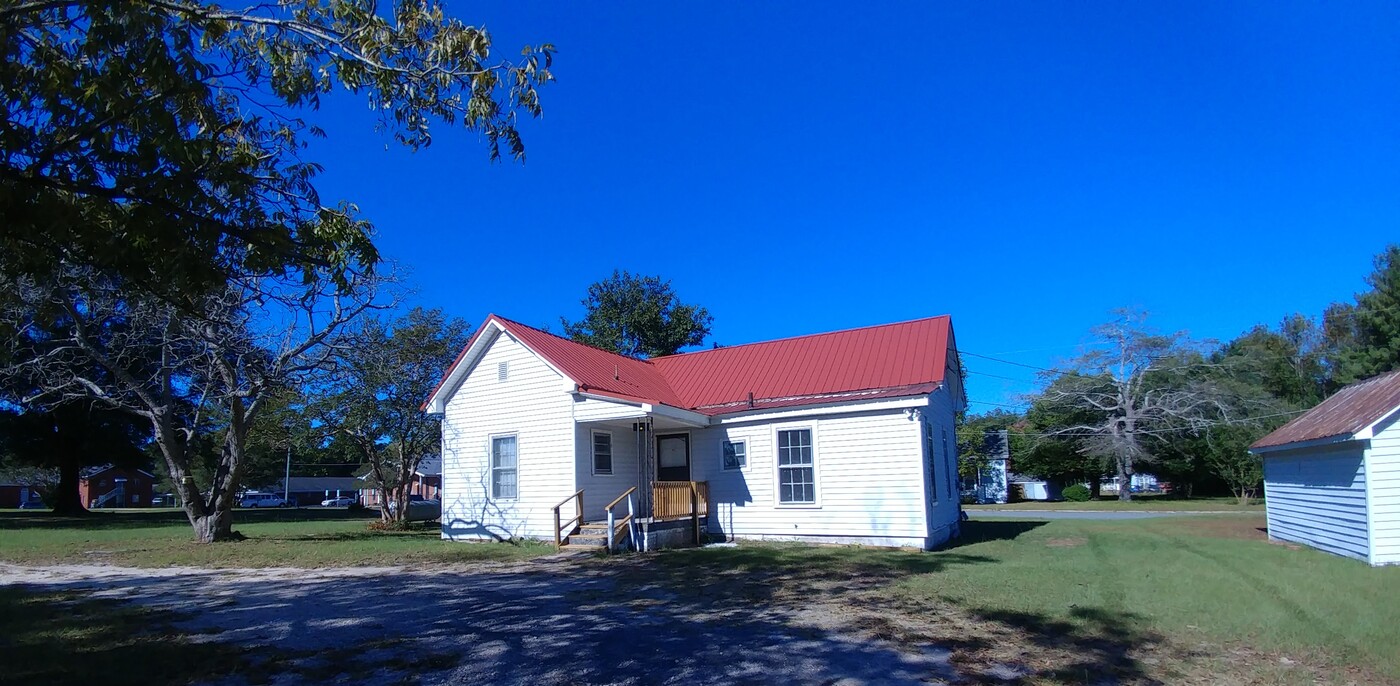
[653,481,709,544]
[551,489,584,550]
[604,486,637,553]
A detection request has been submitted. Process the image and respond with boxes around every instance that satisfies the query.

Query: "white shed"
[1250,369,1400,566]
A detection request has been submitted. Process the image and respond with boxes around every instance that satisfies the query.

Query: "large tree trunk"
[1116,458,1133,502]
[50,449,88,515]
[1089,478,1102,500]
[192,508,237,543]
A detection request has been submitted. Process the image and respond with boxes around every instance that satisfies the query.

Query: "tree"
[0,265,385,542]
[955,409,1026,479]
[0,402,147,514]
[1,0,554,299]
[1036,310,1228,501]
[561,271,713,358]
[318,307,469,524]
[1324,245,1400,385]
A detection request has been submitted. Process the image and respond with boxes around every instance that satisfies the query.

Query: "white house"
[423,314,967,550]
[1250,368,1400,566]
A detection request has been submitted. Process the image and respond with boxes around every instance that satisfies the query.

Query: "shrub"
[1062,484,1092,502]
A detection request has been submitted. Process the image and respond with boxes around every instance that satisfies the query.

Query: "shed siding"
[1366,412,1400,565]
[694,406,928,546]
[1263,444,1370,562]
[923,386,963,546]
[440,331,576,541]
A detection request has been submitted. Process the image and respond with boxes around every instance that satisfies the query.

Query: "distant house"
[358,457,442,507]
[424,314,967,550]
[0,483,43,508]
[278,476,361,506]
[1250,369,1400,566]
[963,430,1010,504]
[79,465,155,508]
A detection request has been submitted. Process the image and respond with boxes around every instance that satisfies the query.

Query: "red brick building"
[79,465,156,508]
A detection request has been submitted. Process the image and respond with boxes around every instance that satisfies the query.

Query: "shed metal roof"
[1251,368,1400,450]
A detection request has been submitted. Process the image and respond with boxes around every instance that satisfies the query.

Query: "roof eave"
[1249,432,1363,455]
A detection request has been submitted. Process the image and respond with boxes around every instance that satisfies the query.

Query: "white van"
[238,492,287,508]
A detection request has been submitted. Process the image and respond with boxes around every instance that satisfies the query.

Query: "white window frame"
[489,433,519,501]
[942,427,955,500]
[591,430,614,476]
[721,439,747,471]
[772,423,819,508]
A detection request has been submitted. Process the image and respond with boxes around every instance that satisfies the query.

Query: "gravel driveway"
[0,560,979,685]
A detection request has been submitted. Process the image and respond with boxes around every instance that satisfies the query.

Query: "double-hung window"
[592,431,613,475]
[926,422,938,503]
[491,435,518,499]
[777,428,815,504]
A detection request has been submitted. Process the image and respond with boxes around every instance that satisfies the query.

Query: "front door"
[656,434,690,481]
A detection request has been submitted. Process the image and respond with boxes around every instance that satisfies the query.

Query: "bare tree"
[1039,310,1228,501]
[0,266,386,541]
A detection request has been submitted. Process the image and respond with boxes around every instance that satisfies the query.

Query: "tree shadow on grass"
[0,586,283,686]
[0,507,377,532]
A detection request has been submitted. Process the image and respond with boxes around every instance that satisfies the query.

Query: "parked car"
[17,500,47,510]
[387,494,441,522]
[320,496,356,507]
[239,493,287,508]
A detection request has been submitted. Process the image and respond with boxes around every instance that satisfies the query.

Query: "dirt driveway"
[1,558,996,686]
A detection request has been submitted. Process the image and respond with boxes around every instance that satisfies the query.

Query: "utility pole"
[284,442,292,507]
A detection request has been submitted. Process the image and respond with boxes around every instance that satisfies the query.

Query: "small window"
[926,423,938,503]
[722,440,747,470]
[777,429,815,504]
[498,361,509,382]
[592,431,613,475]
[491,435,518,499]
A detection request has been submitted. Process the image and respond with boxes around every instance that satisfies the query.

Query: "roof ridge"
[650,314,951,361]
[490,314,659,368]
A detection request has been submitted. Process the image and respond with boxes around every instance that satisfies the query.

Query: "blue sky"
[303,2,1399,410]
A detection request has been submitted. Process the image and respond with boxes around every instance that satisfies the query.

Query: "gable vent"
[497,361,509,382]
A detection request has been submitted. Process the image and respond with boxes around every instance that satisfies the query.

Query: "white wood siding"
[440,331,576,541]
[1263,443,1370,562]
[574,421,642,523]
[693,404,935,547]
[1366,412,1400,565]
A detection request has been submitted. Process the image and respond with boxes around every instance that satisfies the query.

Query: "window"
[777,428,815,504]
[592,431,613,475]
[722,440,747,470]
[926,422,938,503]
[942,429,954,499]
[491,435,518,499]
[497,361,509,382]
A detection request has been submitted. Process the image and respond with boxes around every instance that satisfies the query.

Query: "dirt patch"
[1045,537,1087,548]
[1157,515,1269,542]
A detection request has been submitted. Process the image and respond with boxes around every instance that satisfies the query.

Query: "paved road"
[967,509,1228,520]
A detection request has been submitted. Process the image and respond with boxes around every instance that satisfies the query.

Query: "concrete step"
[567,534,608,547]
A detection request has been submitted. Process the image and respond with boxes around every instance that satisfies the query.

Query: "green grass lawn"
[0,508,551,567]
[624,515,1400,683]
[964,493,1264,511]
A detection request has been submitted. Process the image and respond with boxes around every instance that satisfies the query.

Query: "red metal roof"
[649,316,952,411]
[489,315,688,407]
[1251,368,1400,449]
[455,314,953,416]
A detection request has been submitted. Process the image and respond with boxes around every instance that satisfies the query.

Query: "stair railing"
[551,489,584,550]
[604,486,637,553]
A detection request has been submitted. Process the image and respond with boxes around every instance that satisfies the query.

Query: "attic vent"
[498,361,509,382]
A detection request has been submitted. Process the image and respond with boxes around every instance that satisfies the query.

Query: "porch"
[554,408,712,551]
